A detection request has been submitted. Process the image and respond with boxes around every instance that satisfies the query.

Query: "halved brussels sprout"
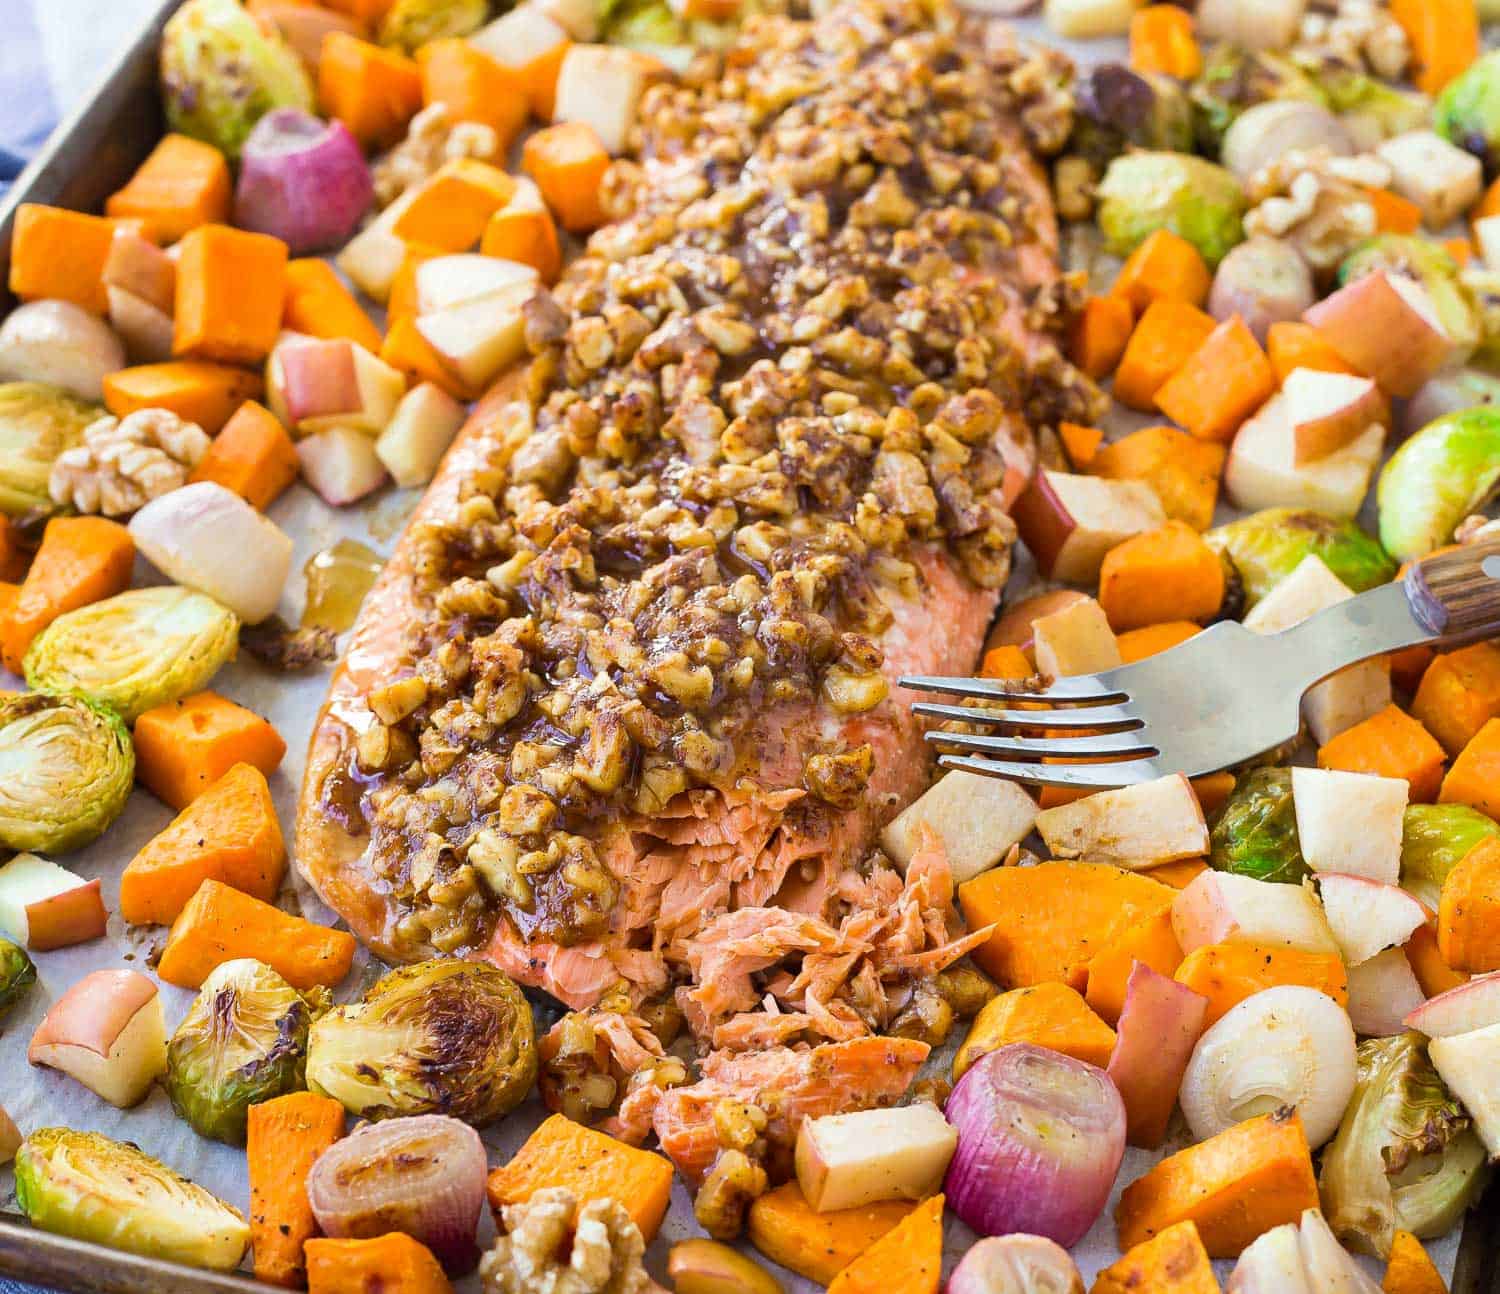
[379,0,488,53]
[1206,509,1396,608]
[166,958,331,1144]
[0,935,36,1020]
[23,586,239,724]
[307,959,537,1126]
[1320,1033,1489,1258]
[0,382,100,517]
[601,0,750,65]
[1210,767,1308,885]
[1069,64,1196,168]
[1436,51,1500,175]
[14,1128,250,1271]
[0,693,134,855]
[160,0,313,159]
[1377,409,1500,563]
[1096,152,1246,268]
[1400,804,1500,912]
[1340,236,1480,364]
[1190,44,1326,154]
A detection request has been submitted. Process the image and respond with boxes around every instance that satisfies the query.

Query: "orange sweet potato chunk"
[1318,703,1447,803]
[174,224,288,365]
[103,361,264,434]
[105,134,232,244]
[188,400,301,511]
[8,204,120,313]
[305,1235,452,1294]
[523,123,610,233]
[957,861,1176,990]
[487,1113,676,1243]
[133,691,288,811]
[747,1182,917,1287]
[120,763,286,926]
[827,1194,943,1294]
[1412,643,1500,757]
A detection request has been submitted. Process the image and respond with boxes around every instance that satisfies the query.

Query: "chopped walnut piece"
[1244,149,1391,273]
[49,408,210,517]
[481,1188,654,1294]
[371,102,502,208]
[693,1148,768,1241]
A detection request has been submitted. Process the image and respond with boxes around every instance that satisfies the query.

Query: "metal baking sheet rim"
[0,3,1498,1290]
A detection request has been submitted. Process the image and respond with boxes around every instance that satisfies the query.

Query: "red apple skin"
[1010,471,1076,579]
[29,968,158,1060]
[1286,371,1390,465]
[279,339,361,423]
[1303,271,1455,399]
[25,879,107,951]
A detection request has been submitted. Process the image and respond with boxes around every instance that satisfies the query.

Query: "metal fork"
[901,539,1500,790]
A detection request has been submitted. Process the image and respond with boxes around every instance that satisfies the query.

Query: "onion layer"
[1179,986,1356,1149]
[305,1114,486,1275]
[947,1235,1083,1294]
[234,109,372,253]
[943,1043,1125,1247]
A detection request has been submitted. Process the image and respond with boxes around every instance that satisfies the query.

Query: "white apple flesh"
[103,227,176,313]
[416,283,533,391]
[414,254,537,315]
[277,338,362,425]
[29,969,167,1108]
[794,1103,956,1213]
[1011,471,1165,585]
[0,854,107,951]
[107,287,175,363]
[553,45,657,153]
[1172,869,1339,956]
[1303,271,1455,399]
[1291,767,1406,885]
[879,771,1037,885]
[1225,392,1384,519]
[1281,367,1389,466]
[1403,974,1500,1037]
[1036,774,1208,871]
[0,1104,18,1165]
[375,382,467,489]
[1316,873,1426,967]
[296,427,389,507]
[1430,1022,1500,1155]
[1031,595,1121,678]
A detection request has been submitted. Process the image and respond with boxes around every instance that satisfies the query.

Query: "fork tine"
[925,729,1157,759]
[899,673,1126,704]
[910,701,1142,730]
[937,753,1159,788]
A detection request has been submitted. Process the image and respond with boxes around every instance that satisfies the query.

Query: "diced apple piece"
[1031,595,1121,679]
[414,254,538,316]
[1475,215,1500,275]
[1012,471,1165,585]
[0,1105,19,1165]
[1281,368,1389,466]
[1106,961,1207,1148]
[469,7,570,114]
[107,287,175,363]
[1244,556,1391,745]
[103,227,175,314]
[553,45,657,153]
[416,283,532,390]
[29,969,167,1108]
[1036,774,1208,871]
[1405,974,1500,1037]
[0,854,107,952]
[1291,767,1405,884]
[1316,873,1425,966]
[794,1103,956,1213]
[879,771,1037,884]
[296,427,388,506]
[1430,1022,1500,1154]
[1303,270,1455,399]
[1225,392,1384,519]
[1375,131,1483,229]
[277,337,362,425]
[1044,0,1134,38]
[337,185,419,304]
[533,0,598,40]
[1172,869,1338,956]
[1195,0,1305,50]
[1230,1226,1314,1294]
[375,382,467,489]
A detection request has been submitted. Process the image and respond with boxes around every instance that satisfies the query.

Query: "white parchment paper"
[0,14,1471,1289]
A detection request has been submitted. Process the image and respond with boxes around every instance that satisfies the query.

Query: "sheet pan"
[1,5,1499,1290]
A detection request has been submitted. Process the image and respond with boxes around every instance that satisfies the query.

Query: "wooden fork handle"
[1406,538,1500,643]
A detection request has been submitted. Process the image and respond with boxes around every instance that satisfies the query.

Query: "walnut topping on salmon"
[298,0,1090,1115]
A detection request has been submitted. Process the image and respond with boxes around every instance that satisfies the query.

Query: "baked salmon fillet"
[297,0,1096,1174]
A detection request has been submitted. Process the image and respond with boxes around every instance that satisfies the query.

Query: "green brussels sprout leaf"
[14,1128,250,1271]
[1436,51,1500,174]
[165,958,330,1144]
[23,586,239,724]
[1377,408,1500,562]
[378,0,488,54]
[0,935,36,1020]
[1190,44,1327,153]
[1206,509,1395,608]
[1320,1033,1490,1258]
[1069,64,1196,168]
[1096,151,1246,267]
[0,693,133,855]
[1400,804,1500,911]
[160,0,313,160]
[307,958,537,1126]
[0,383,100,518]
[1210,766,1309,885]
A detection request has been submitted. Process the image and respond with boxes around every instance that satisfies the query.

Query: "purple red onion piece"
[943,1043,1125,1248]
[234,108,372,254]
